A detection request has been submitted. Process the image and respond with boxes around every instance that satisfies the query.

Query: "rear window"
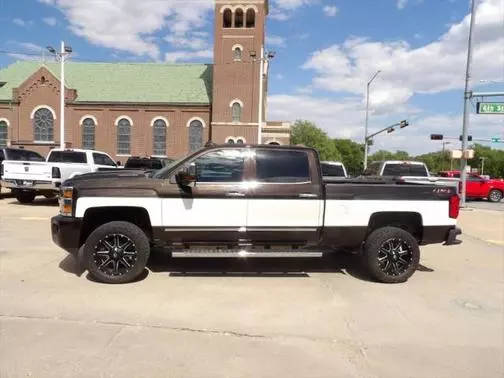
[48,151,87,163]
[321,163,345,177]
[256,150,310,183]
[382,163,428,177]
[4,149,44,162]
[125,158,163,170]
[93,153,116,167]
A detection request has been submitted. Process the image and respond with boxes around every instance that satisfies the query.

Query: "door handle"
[299,193,318,198]
[226,192,246,197]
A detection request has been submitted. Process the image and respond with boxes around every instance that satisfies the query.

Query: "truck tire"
[488,189,502,203]
[16,191,36,204]
[363,226,420,284]
[84,221,150,284]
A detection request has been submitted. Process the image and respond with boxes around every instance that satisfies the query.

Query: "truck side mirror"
[176,164,196,188]
[116,161,122,167]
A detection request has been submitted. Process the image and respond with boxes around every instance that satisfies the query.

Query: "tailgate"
[2,161,52,180]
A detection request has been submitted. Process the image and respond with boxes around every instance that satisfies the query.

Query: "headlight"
[59,186,74,216]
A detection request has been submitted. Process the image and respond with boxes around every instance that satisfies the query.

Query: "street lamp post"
[480,156,486,175]
[442,141,451,170]
[47,41,72,150]
[251,48,274,145]
[364,70,381,169]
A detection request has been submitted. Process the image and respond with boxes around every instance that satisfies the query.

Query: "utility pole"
[480,156,486,175]
[364,70,381,169]
[257,46,264,144]
[460,0,477,207]
[442,141,451,171]
[47,41,72,150]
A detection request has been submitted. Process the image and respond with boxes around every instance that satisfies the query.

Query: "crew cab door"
[466,174,487,197]
[92,152,118,171]
[246,148,323,245]
[161,148,250,244]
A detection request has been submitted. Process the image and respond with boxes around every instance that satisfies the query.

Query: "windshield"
[5,149,45,162]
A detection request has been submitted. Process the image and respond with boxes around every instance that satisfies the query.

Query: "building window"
[81,117,96,150]
[117,117,131,155]
[234,8,244,27]
[233,47,242,61]
[226,137,235,144]
[223,8,232,28]
[188,119,203,153]
[236,138,245,145]
[231,102,242,122]
[33,108,54,142]
[0,120,7,147]
[246,9,255,28]
[153,118,167,156]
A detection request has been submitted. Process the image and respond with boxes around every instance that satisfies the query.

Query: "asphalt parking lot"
[0,191,503,378]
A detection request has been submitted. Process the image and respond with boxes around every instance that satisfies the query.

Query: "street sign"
[477,102,504,114]
[491,137,503,143]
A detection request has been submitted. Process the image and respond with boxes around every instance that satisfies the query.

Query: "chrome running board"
[172,249,323,258]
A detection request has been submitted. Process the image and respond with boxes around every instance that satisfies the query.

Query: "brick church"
[0,0,290,162]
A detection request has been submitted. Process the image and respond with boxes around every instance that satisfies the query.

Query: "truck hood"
[64,170,158,192]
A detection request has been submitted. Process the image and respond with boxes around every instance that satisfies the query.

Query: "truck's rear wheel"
[488,189,502,203]
[363,227,420,283]
[16,191,36,204]
[84,221,150,284]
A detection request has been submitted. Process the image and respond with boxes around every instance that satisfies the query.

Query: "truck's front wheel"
[84,221,150,284]
[16,191,36,204]
[363,227,420,284]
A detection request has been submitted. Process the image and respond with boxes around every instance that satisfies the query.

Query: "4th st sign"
[477,102,504,114]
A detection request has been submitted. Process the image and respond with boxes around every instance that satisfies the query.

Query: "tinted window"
[363,162,381,176]
[468,175,483,182]
[48,151,87,163]
[192,149,244,182]
[382,164,428,177]
[125,158,162,170]
[93,153,116,166]
[4,149,44,162]
[408,165,429,177]
[382,164,403,176]
[256,150,310,183]
[321,163,345,177]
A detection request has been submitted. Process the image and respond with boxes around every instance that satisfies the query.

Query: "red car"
[439,171,504,202]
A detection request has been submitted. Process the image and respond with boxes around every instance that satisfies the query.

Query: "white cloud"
[42,17,57,26]
[13,18,32,27]
[164,34,208,50]
[266,35,287,48]
[302,0,504,110]
[323,5,338,17]
[38,0,214,59]
[270,0,317,21]
[164,49,212,63]
[397,0,408,9]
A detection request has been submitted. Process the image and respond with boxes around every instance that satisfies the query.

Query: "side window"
[256,150,310,183]
[190,149,245,183]
[93,153,116,166]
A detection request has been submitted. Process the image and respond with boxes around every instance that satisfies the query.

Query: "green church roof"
[0,61,213,104]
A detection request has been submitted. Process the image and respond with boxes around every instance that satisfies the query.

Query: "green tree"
[333,138,364,176]
[290,120,342,161]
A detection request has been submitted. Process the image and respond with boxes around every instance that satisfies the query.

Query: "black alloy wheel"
[84,221,150,284]
[377,238,414,277]
[93,233,138,277]
[363,226,420,283]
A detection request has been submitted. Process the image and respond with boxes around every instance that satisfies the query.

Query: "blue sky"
[1,0,503,154]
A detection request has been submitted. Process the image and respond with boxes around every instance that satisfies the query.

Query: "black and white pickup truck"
[51,145,462,284]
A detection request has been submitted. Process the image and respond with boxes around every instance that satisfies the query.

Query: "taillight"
[52,166,61,178]
[449,194,460,219]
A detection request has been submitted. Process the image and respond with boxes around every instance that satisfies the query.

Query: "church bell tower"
[211,0,268,144]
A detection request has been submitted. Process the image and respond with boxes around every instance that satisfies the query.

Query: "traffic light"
[430,134,443,140]
[459,135,473,141]
[400,120,409,128]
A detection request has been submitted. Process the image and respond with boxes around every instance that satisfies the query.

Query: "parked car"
[0,147,46,195]
[124,156,174,170]
[321,161,348,181]
[439,170,504,202]
[1,148,117,203]
[51,145,461,284]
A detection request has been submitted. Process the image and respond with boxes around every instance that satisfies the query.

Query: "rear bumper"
[444,227,462,246]
[1,179,58,191]
[51,215,82,255]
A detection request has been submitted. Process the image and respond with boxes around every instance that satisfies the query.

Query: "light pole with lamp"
[364,70,381,169]
[442,141,451,170]
[47,41,72,150]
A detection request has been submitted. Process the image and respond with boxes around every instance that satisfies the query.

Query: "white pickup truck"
[1,148,118,203]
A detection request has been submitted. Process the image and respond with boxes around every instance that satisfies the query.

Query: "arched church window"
[233,47,242,60]
[246,9,255,28]
[234,8,244,27]
[33,108,54,142]
[188,120,204,152]
[223,9,232,28]
[231,102,242,122]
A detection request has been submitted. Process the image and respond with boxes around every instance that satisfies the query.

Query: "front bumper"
[444,227,462,245]
[1,179,58,191]
[51,215,82,255]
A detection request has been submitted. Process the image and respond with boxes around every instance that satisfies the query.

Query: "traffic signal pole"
[460,0,476,207]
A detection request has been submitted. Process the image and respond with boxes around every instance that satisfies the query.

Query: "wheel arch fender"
[367,211,423,240]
